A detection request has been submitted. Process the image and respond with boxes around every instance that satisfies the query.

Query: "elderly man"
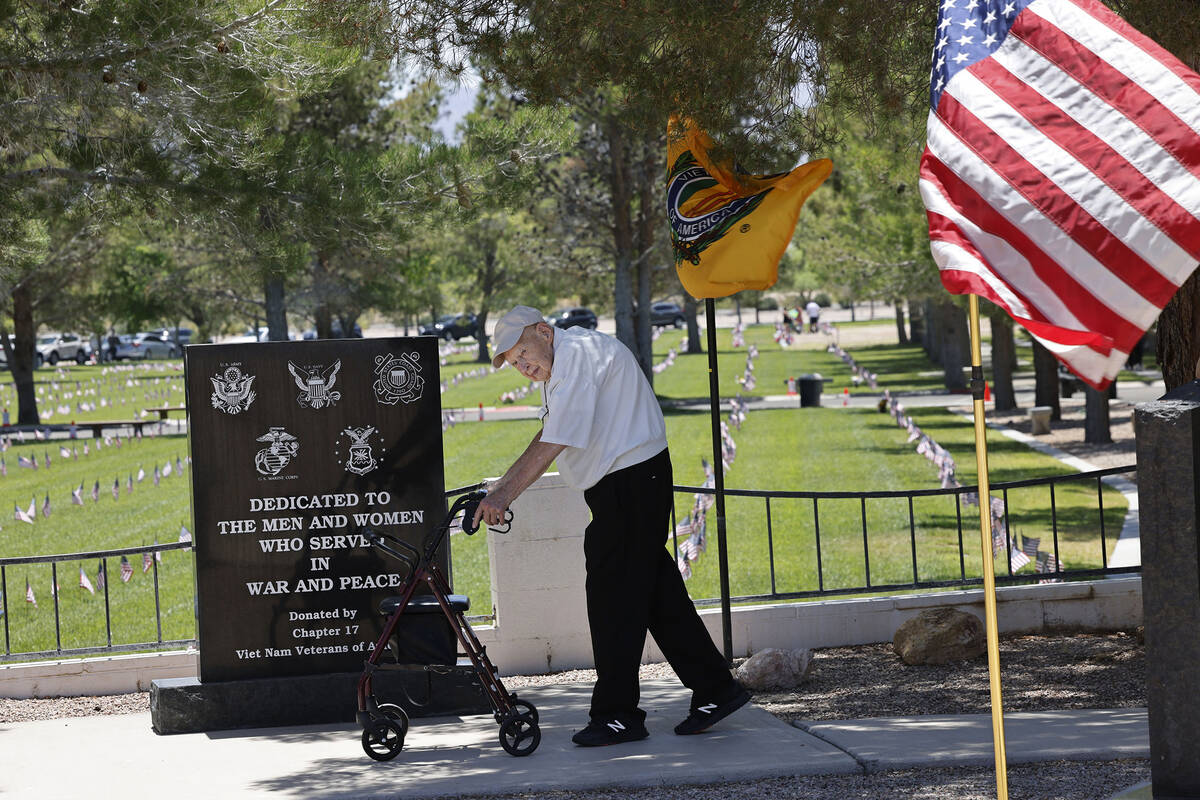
[473,305,748,747]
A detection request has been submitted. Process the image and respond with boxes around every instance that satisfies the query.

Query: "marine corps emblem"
[287,359,341,410]
[210,366,256,414]
[253,427,299,477]
[373,352,423,405]
[337,425,384,476]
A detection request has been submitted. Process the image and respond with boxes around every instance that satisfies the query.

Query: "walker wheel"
[362,718,405,761]
[376,702,410,730]
[499,715,540,756]
[511,699,539,725]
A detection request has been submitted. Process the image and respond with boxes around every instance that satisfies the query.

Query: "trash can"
[798,374,823,408]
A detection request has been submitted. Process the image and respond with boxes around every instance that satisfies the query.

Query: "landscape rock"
[735,648,814,691]
[893,608,986,665]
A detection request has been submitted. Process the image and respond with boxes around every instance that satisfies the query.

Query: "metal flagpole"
[967,293,1009,799]
[704,297,734,663]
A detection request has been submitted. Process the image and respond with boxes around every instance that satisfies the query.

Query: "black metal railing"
[669,465,1139,607]
[0,541,194,661]
[0,470,1138,662]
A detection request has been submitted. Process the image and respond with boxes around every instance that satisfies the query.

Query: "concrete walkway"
[0,678,1148,800]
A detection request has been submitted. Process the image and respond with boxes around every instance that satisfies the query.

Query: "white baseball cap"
[490,305,545,368]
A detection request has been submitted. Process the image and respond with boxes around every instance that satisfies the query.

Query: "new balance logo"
[698,703,718,714]
[606,720,626,733]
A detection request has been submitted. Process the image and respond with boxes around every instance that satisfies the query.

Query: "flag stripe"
[921,144,1146,350]
[991,42,1200,234]
[940,78,1190,307]
[975,55,1200,266]
[1021,0,1200,161]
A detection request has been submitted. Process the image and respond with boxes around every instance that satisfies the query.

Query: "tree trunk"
[924,300,941,364]
[604,118,637,364]
[9,283,39,424]
[476,244,500,364]
[684,293,703,353]
[1032,339,1062,421]
[908,298,925,346]
[1084,385,1112,444]
[939,300,967,390]
[633,139,657,380]
[1156,271,1200,390]
[313,254,334,339]
[264,276,288,341]
[989,309,1018,411]
[894,302,909,345]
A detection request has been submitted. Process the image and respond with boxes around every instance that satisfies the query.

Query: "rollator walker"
[356,490,540,760]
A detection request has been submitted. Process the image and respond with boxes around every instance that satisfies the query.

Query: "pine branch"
[0,0,291,73]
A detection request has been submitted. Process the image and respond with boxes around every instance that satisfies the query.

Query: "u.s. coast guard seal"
[373,352,423,405]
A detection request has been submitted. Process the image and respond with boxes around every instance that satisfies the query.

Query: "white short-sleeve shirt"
[539,326,667,490]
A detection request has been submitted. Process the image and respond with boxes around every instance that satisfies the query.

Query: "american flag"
[25,577,35,606]
[119,555,133,583]
[1021,534,1041,558]
[78,564,95,594]
[179,525,192,544]
[14,502,33,524]
[136,466,145,483]
[920,0,1200,389]
[112,477,119,500]
[41,493,50,518]
[71,482,84,506]
[143,551,153,573]
[91,480,99,503]
[96,560,105,590]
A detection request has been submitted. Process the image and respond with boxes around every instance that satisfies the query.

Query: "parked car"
[419,313,478,341]
[35,332,88,366]
[150,327,194,347]
[549,307,598,330]
[649,301,686,328]
[116,332,178,360]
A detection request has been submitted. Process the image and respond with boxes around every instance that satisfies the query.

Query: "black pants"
[582,447,733,721]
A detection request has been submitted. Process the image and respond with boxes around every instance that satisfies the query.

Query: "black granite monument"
[150,337,489,733]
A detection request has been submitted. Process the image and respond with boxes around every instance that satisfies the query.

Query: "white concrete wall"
[0,475,1144,695]
[0,649,198,699]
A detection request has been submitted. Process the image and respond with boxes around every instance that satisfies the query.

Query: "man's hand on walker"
[473,490,510,530]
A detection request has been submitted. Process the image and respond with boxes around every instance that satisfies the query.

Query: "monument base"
[150,665,490,734]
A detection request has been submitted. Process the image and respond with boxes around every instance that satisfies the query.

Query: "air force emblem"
[210,366,256,414]
[287,359,342,410]
[338,425,383,476]
[373,352,423,405]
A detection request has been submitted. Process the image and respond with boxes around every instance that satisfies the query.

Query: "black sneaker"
[674,685,751,735]
[571,717,649,747]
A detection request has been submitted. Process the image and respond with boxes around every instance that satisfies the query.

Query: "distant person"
[805,299,821,333]
[106,333,120,363]
[784,306,802,333]
[476,305,749,747]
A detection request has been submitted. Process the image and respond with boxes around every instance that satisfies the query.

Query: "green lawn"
[0,361,185,425]
[0,326,1133,658]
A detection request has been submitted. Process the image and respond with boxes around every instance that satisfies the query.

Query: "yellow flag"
[667,118,832,298]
